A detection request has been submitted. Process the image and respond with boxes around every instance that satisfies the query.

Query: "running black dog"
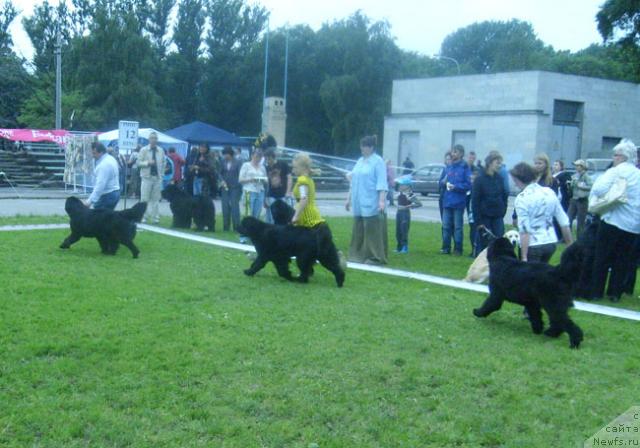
[161,184,215,231]
[238,216,345,287]
[473,237,584,348]
[59,197,147,258]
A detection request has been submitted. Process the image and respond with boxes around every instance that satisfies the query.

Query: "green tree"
[0,0,18,50]
[0,1,30,128]
[597,0,640,46]
[440,19,548,73]
[164,0,205,124]
[18,74,102,129]
[70,3,167,129]
[146,0,176,58]
[316,12,403,155]
[199,0,269,134]
[22,0,74,73]
[0,52,30,127]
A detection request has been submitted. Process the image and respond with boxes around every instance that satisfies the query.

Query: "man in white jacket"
[137,132,166,224]
[86,142,120,210]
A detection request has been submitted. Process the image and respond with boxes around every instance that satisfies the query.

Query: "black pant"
[396,209,410,249]
[592,221,639,299]
[528,243,556,264]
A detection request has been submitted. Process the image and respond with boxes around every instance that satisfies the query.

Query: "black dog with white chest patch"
[238,216,345,287]
[473,237,584,348]
[60,196,147,258]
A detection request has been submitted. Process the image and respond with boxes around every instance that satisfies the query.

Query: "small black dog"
[60,197,147,258]
[161,184,215,231]
[238,216,345,287]
[473,237,584,348]
[270,199,295,226]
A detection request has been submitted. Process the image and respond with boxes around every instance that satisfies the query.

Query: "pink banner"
[0,129,70,145]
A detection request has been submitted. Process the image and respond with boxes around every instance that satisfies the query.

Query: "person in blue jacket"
[440,144,472,255]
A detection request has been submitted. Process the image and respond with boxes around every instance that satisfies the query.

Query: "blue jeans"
[93,190,120,211]
[193,177,204,196]
[246,191,265,219]
[442,207,464,253]
[221,186,242,231]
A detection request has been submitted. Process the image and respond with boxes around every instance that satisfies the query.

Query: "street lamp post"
[433,54,460,75]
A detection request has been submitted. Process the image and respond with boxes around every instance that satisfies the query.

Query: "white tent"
[98,128,188,157]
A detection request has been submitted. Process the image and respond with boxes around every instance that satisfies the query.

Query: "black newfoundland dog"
[269,199,295,225]
[238,216,345,287]
[60,196,147,258]
[473,237,584,348]
[161,184,215,231]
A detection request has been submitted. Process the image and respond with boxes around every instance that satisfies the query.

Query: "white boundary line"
[3,223,639,322]
[0,223,68,231]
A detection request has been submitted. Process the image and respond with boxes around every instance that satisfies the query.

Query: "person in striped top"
[291,153,324,228]
[291,153,347,272]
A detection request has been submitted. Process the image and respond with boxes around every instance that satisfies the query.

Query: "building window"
[553,100,583,126]
[602,136,621,152]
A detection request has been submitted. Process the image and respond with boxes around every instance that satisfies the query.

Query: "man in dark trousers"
[440,144,472,256]
[219,146,243,232]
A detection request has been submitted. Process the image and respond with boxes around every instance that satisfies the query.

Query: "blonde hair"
[533,152,553,186]
[293,153,321,176]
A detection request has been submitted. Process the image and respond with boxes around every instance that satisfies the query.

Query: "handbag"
[588,177,628,215]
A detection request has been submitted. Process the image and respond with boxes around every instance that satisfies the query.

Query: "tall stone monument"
[261,97,286,147]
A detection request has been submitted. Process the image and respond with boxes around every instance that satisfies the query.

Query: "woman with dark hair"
[220,146,243,232]
[190,143,214,196]
[346,135,388,265]
[472,151,508,254]
[510,162,572,263]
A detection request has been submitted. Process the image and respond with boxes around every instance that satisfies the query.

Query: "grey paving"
[0,188,515,224]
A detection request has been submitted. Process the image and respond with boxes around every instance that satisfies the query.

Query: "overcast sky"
[9,0,605,61]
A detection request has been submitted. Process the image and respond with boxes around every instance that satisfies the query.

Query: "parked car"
[401,163,445,196]
[585,158,611,183]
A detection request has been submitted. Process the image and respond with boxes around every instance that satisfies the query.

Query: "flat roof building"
[383,71,639,169]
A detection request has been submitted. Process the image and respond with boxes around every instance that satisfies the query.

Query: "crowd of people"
[85,130,640,302]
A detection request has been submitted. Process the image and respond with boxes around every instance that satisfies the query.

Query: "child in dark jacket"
[395,177,422,253]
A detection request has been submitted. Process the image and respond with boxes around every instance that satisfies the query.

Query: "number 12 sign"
[118,120,139,154]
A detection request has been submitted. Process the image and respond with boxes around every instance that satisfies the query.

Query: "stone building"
[261,96,287,147]
[383,71,639,169]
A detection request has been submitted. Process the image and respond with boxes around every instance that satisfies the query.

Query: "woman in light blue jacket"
[346,135,388,265]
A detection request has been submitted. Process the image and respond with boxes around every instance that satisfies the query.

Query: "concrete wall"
[384,71,640,168]
[384,113,541,170]
[536,72,640,158]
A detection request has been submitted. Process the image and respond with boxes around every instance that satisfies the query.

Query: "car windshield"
[587,159,611,171]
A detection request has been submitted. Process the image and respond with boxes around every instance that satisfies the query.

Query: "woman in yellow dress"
[291,153,347,274]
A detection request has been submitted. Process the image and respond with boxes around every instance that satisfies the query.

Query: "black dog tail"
[555,242,584,282]
[119,202,147,222]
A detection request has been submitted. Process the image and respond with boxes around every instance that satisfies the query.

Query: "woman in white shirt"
[589,139,640,301]
[509,162,572,263]
[239,148,267,220]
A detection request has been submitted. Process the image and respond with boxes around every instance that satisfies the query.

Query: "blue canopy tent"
[165,121,250,148]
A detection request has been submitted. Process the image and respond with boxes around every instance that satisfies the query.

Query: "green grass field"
[1,215,639,447]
